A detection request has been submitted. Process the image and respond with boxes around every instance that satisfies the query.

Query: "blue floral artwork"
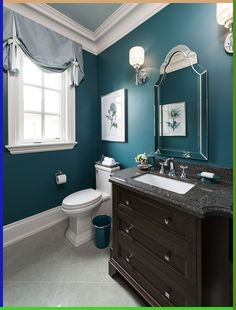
[101,89,126,142]
[105,102,118,130]
[161,102,186,136]
[166,107,181,131]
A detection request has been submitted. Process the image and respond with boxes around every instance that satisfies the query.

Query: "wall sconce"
[216,3,233,54]
[129,46,147,85]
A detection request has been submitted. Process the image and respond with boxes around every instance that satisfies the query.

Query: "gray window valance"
[3,7,84,86]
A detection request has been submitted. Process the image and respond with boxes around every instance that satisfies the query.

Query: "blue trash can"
[92,215,111,249]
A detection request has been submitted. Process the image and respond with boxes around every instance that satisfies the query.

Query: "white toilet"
[61,164,120,247]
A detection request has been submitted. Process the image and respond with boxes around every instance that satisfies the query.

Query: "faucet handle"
[159,162,165,174]
[180,165,188,179]
[183,151,190,159]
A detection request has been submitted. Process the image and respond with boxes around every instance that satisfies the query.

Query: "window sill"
[5,142,78,154]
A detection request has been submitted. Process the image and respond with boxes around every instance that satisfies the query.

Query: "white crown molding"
[95,3,169,54]
[26,3,95,41]
[95,3,139,39]
[4,3,169,55]
[4,3,97,54]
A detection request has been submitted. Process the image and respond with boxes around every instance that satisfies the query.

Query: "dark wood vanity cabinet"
[109,184,231,306]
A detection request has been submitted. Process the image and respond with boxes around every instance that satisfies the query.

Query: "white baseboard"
[3,206,68,248]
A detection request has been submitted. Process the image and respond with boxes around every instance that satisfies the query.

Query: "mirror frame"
[154,45,208,160]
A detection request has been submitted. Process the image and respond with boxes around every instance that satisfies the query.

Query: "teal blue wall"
[4,51,98,225]
[4,4,233,225]
[97,4,233,169]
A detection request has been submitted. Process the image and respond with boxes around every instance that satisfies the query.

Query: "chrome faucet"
[164,157,176,177]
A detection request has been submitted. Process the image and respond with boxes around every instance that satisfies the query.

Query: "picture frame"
[101,89,126,142]
[159,102,186,136]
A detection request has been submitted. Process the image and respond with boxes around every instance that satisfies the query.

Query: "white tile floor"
[4,221,145,307]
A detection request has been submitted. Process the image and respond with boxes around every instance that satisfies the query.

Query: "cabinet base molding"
[109,259,158,306]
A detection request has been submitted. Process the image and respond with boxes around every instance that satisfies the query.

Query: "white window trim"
[6,142,77,155]
[5,59,77,155]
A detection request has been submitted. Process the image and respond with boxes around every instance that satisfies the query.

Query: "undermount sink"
[133,173,195,194]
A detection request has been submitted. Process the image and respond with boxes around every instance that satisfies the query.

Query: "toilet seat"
[62,188,102,210]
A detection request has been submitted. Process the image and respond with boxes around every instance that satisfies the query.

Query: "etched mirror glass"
[154,45,208,160]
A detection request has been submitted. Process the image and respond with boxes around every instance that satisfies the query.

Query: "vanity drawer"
[115,185,196,247]
[111,183,231,307]
[115,210,196,291]
[115,237,196,306]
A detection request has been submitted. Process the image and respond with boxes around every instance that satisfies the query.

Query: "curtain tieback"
[7,36,20,73]
[72,60,79,66]
[7,38,14,45]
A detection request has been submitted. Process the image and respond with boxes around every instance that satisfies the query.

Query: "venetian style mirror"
[154,45,208,160]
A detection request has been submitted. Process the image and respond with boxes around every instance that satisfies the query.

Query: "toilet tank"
[95,164,120,195]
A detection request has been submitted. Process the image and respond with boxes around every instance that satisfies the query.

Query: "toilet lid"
[62,188,102,209]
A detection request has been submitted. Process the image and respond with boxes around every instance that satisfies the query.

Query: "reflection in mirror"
[154,45,208,160]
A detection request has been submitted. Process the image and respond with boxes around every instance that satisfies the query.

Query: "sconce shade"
[216,3,233,27]
[129,46,145,68]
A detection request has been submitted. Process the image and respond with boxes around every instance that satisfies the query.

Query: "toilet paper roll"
[56,174,67,184]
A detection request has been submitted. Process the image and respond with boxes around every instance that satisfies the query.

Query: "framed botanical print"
[101,89,126,142]
[160,102,186,136]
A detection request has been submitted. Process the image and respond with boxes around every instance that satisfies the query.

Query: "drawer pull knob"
[164,217,171,225]
[125,224,134,234]
[125,200,130,206]
[164,254,170,262]
[125,254,133,263]
[164,291,170,299]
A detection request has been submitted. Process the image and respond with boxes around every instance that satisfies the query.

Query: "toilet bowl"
[61,164,120,247]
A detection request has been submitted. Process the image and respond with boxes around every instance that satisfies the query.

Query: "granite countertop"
[109,163,233,219]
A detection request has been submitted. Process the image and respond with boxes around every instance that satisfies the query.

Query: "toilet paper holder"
[55,170,67,185]
[55,170,63,176]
